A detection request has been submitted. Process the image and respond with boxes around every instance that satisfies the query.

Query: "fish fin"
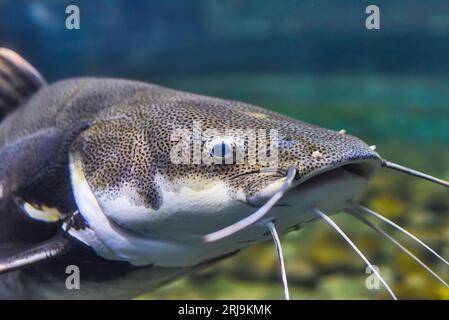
[0,128,68,228]
[0,48,46,120]
[0,128,64,197]
[0,236,71,274]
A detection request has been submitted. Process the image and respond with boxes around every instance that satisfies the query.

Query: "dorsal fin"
[0,236,71,275]
[0,48,46,120]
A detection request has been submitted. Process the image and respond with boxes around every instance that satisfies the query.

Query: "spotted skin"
[0,76,380,298]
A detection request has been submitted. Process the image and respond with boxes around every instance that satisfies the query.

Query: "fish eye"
[209,139,236,164]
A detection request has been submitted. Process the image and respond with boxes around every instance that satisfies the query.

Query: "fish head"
[67,89,381,266]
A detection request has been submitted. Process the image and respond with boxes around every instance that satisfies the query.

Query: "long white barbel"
[314,208,397,300]
[267,221,290,300]
[348,210,449,289]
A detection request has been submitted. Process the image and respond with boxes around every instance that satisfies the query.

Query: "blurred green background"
[1,0,449,299]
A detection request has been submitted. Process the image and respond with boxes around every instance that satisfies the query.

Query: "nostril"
[312,150,323,160]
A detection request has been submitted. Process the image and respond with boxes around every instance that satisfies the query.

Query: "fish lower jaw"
[66,224,245,267]
[66,187,353,268]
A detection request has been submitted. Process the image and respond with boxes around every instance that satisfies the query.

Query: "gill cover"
[67,148,192,267]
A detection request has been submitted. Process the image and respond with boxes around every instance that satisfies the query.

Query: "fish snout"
[278,128,381,179]
[249,133,382,207]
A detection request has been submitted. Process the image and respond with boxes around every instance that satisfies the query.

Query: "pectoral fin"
[0,236,71,275]
[0,128,67,223]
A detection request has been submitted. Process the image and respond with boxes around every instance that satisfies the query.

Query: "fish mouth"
[248,156,382,206]
[203,156,382,244]
[296,159,380,192]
